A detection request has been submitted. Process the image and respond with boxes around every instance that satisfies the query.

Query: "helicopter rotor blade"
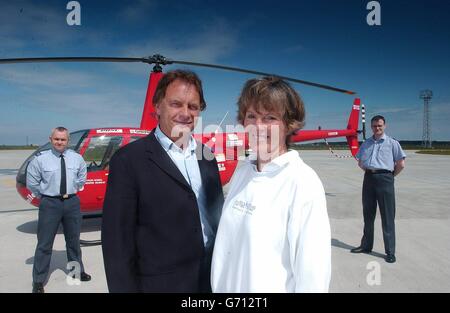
[0,54,356,95]
[0,57,148,64]
[171,59,356,95]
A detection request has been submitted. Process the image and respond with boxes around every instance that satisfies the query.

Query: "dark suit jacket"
[101,131,224,293]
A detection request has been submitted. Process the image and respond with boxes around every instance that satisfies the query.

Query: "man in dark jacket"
[101,70,224,292]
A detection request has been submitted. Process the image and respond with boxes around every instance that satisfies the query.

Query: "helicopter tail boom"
[290,98,361,156]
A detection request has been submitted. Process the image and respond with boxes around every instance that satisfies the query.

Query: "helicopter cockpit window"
[68,130,89,152]
[83,136,123,172]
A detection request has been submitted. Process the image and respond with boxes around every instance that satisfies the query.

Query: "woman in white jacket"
[211,77,331,293]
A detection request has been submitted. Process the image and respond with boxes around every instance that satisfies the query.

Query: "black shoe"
[385,254,396,263]
[80,272,91,282]
[32,282,44,293]
[350,246,372,253]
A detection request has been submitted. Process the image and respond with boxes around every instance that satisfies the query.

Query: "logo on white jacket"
[232,200,256,215]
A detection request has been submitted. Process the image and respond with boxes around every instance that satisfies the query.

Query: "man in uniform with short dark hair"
[351,115,406,263]
[27,127,91,293]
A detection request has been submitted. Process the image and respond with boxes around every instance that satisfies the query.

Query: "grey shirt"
[27,148,87,197]
[356,134,406,171]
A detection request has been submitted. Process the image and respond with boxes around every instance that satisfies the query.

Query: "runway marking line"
[1,177,16,188]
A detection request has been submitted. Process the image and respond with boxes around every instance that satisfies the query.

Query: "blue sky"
[1,0,449,145]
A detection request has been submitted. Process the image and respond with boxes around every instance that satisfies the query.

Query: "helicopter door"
[77,135,123,213]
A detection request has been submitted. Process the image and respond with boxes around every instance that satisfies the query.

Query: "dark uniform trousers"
[361,172,396,255]
[33,196,84,283]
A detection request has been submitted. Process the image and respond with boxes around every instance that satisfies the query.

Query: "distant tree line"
[292,141,450,150]
[0,145,38,150]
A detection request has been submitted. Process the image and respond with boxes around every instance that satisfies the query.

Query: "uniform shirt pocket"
[378,145,392,160]
[360,145,373,163]
[41,164,58,184]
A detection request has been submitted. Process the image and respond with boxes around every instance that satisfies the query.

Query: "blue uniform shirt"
[27,148,87,198]
[154,126,215,249]
[356,134,406,171]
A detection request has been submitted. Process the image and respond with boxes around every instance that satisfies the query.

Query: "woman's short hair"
[237,76,305,143]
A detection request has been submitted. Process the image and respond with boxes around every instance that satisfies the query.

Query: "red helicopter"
[1,54,365,215]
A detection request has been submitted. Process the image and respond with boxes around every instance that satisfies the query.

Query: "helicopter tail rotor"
[361,103,366,141]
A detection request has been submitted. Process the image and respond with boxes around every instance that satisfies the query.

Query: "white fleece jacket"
[211,150,331,293]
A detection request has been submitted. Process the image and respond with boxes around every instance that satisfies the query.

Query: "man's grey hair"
[50,126,70,139]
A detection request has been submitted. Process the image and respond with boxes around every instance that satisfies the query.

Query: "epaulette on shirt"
[35,149,52,158]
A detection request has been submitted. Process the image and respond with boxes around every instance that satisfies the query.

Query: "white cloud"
[0,64,146,141]
[119,0,157,22]
[116,18,239,76]
[5,88,144,132]
[366,104,420,115]
[31,92,138,117]
[432,102,450,119]
[0,1,67,51]
[0,65,97,89]
[0,1,114,57]
[304,101,450,141]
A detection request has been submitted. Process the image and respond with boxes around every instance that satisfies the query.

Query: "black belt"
[365,169,393,174]
[42,194,76,200]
